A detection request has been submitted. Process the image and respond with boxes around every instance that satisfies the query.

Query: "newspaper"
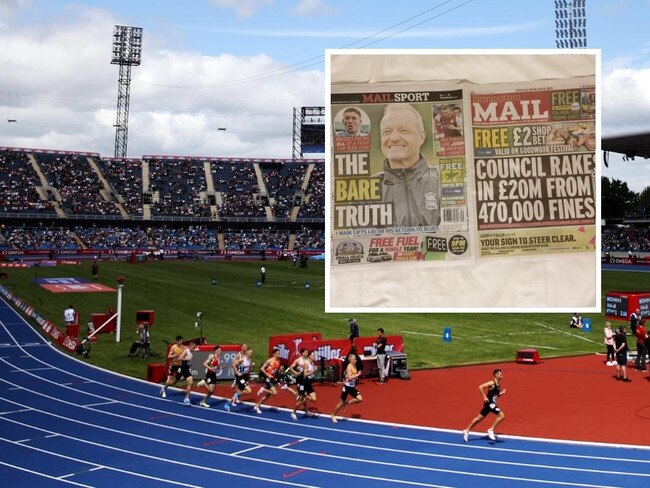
[331,90,471,266]
[330,82,596,266]
[471,85,596,257]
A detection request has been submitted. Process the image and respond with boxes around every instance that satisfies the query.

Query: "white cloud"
[293,0,334,17]
[179,21,542,39]
[0,0,31,20]
[603,154,650,193]
[0,5,323,159]
[602,66,650,192]
[209,0,274,18]
[602,67,650,134]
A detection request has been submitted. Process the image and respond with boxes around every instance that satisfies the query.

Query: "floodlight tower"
[554,0,587,48]
[111,25,143,158]
[292,106,325,159]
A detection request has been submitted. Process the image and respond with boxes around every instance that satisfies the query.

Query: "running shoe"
[281,384,289,390]
[487,429,496,441]
[254,406,262,414]
[197,380,206,388]
[291,412,297,421]
[463,430,469,442]
[200,401,209,408]
[223,402,231,412]
[331,415,338,423]
[159,388,166,398]
[257,386,264,396]
[183,398,191,406]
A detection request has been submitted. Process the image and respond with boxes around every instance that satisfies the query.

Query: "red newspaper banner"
[471,90,554,126]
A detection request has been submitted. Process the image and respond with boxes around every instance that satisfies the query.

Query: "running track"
[1,298,649,487]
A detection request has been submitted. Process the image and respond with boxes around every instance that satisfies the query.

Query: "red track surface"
[213,354,650,446]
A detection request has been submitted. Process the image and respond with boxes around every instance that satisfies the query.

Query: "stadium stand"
[147,157,211,218]
[602,227,650,253]
[35,152,121,216]
[0,150,56,215]
[0,147,324,254]
[95,157,144,217]
[0,226,80,250]
[217,161,266,219]
[260,161,308,218]
[294,229,325,250]
[73,226,150,249]
[298,162,324,218]
[223,229,289,250]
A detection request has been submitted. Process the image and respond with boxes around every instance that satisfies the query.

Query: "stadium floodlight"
[293,106,325,159]
[554,0,587,48]
[111,25,143,159]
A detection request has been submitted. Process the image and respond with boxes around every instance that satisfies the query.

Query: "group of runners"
[158,337,364,423]
[158,335,508,440]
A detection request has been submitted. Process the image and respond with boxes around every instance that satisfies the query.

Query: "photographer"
[128,323,150,357]
[374,327,388,384]
[348,318,359,345]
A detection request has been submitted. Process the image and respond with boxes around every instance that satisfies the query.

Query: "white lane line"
[0,404,318,488]
[401,330,559,350]
[84,400,118,408]
[11,367,53,372]
[4,354,650,475]
[279,438,309,448]
[535,322,601,345]
[232,445,264,456]
[1,300,647,488]
[0,408,32,415]
[0,460,92,487]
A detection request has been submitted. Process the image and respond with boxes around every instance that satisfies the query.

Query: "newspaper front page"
[332,89,471,266]
[328,51,599,310]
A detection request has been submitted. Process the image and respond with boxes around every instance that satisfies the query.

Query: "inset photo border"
[326,49,601,312]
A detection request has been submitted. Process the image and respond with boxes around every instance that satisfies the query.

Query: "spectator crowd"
[602,227,650,254]
[0,225,319,251]
[38,154,120,215]
[1,149,324,223]
[0,148,326,253]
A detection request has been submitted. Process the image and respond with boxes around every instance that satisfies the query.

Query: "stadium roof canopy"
[602,132,650,163]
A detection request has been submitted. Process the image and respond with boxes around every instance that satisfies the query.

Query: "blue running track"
[0,297,649,487]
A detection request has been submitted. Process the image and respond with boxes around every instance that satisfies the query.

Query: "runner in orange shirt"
[254,348,282,414]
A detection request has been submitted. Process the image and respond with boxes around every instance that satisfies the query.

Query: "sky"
[1,0,649,191]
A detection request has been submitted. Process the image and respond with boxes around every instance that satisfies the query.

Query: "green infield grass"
[1,260,644,380]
